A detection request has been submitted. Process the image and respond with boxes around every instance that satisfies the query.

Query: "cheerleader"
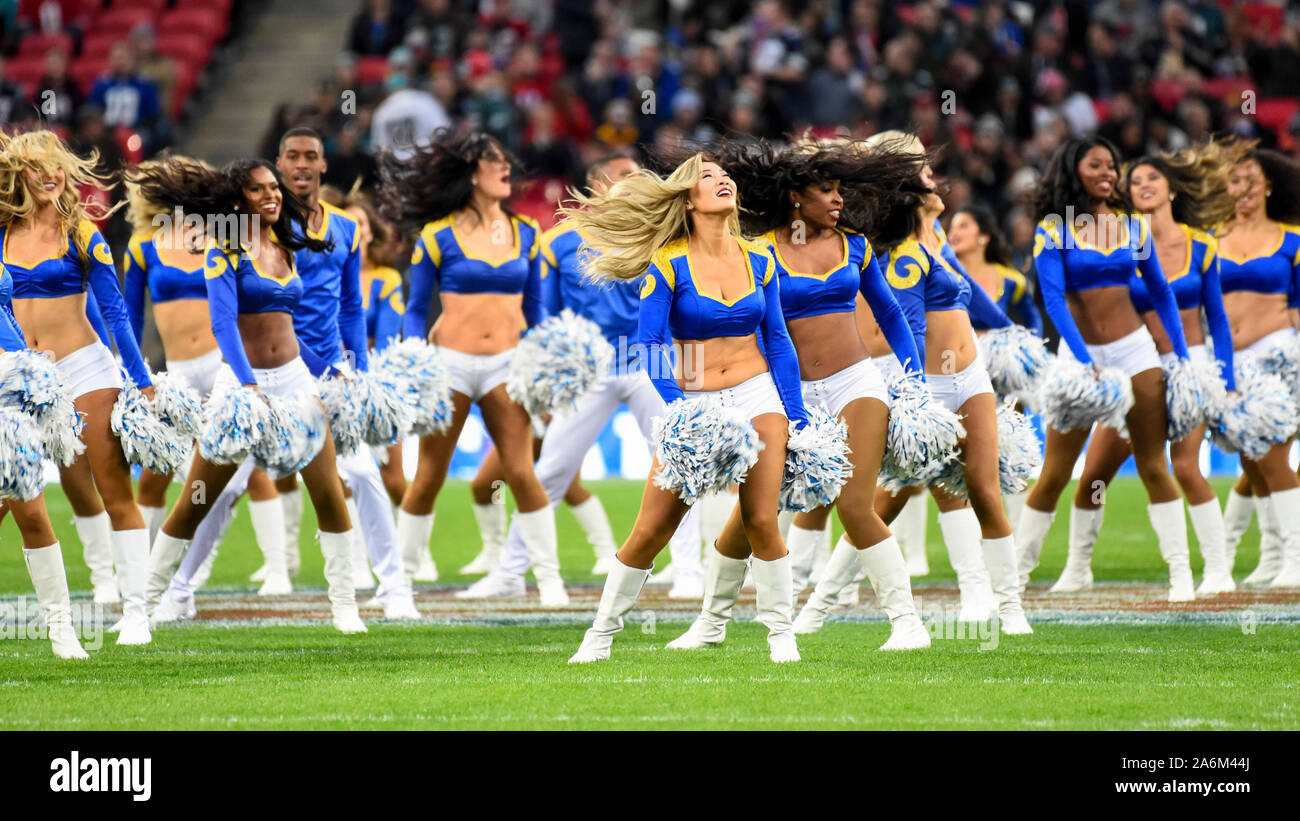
[565,153,809,664]
[2,263,88,658]
[1064,142,1244,595]
[139,158,368,633]
[682,137,930,649]
[1016,137,1196,601]
[949,204,1044,335]
[122,158,290,597]
[378,131,563,603]
[460,152,706,602]
[1,130,156,645]
[1216,147,1300,588]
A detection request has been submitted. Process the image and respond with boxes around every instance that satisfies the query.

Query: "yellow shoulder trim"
[127,234,148,271]
[649,238,687,288]
[419,217,453,268]
[1036,218,1063,247]
[1000,265,1027,301]
[885,240,927,289]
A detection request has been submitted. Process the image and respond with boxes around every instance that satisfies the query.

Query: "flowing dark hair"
[952,203,1012,266]
[1244,148,1300,225]
[1033,136,1123,223]
[376,129,519,236]
[126,157,330,254]
[1120,137,1255,230]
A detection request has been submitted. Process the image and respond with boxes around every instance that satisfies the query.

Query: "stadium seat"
[158,8,228,47]
[154,33,213,72]
[1256,97,1300,135]
[1201,76,1255,102]
[80,32,124,61]
[356,56,388,87]
[70,58,108,95]
[4,56,48,89]
[18,0,99,32]
[111,0,168,14]
[170,59,200,118]
[1243,3,1285,30]
[17,32,75,59]
[94,7,155,37]
[173,0,232,15]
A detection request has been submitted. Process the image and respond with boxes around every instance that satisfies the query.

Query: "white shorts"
[802,357,889,418]
[684,371,786,421]
[926,356,994,413]
[872,354,904,383]
[1159,343,1211,369]
[55,341,122,399]
[1238,327,1298,358]
[167,347,223,397]
[212,356,320,400]
[434,345,512,403]
[1059,326,1162,378]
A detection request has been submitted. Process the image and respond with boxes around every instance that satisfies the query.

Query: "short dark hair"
[586,150,638,186]
[278,127,325,157]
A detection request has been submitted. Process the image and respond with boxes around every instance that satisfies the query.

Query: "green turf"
[1,477,1292,731]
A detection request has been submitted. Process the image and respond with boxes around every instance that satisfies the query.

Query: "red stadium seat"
[113,126,145,165]
[80,32,124,61]
[356,56,388,86]
[1256,97,1300,135]
[1201,76,1255,101]
[71,58,108,95]
[1244,3,1285,30]
[158,8,228,47]
[154,33,212,72]
[1093,98,1111,123]
[18,0,99,31]
[111,0,168,14]
[4,56,48,89]
[173,0,232,15]
[170,59,200,118]
[17,32,75,58]
[94,7,155,37]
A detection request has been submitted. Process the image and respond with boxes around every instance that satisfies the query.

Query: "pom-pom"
[0,349,85,466]
[932,401,1042,499]
[1163,356,1226,442]
[651,396,762,504]
[371,338,454,436]
[320,370,414,455]
[1212,369,1299,460]
[1036,357,1133,433]
[506,309,614,417]
[0,409,48,501]
[199,385,272,464]
[149,370,204,440]
[878,371,965,493]
[780,406,854,512]
[111,380,191,474]
[1250,335,1300,401]
[252,393,328,480]
[979,325,1050,396]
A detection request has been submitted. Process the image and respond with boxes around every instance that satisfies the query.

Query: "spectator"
[370,77,451,159]
[323,120,377,191]
[0,55,30,127]
[404,0,468,62]
[35,47,78,128]
[518,102,581,181]
[128,23,177,119]
[88,42,164,153]
[349,0,402,56]
[808,37,863,128]
[594,98,637,148]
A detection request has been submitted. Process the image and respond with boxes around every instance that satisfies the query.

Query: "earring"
[794,202,801,209]
[979,238,987,246]
[1169,193,1175,201]
[472,179,478,186]
[686,202,693,210]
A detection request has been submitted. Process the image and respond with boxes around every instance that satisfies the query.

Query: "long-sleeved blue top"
[1032,213,1189,364]
[1129,224,1234,389]
[758,227,925,378]
[293,203,369,373]
[637,235,808,425]
[0,265,26,351]
[969,263,1044,335]
[403,212,547,339]
[1,221,152,387]
[1217,222,1300,312]
[539,220,641,372]
[362,264,405,353]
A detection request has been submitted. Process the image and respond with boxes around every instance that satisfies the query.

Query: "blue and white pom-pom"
[372,338,454,436]
[1163,356,1226,442]
[932,401,1042,499]
[199,385,272,464]
[651,396,762,504]
[0,409,48,501]
[0,349,85,466]
[506,309,615,418]
[1036,357,1133,433]
[318,370,413,456]
[780,406,854,512]
[1212,368,1298,460]
[1251,335,1300,402]
[149,370,204,440]
[252,393,328,479]
[878,371,965,493]
[110,379,192,474]
[979,325,1050,397]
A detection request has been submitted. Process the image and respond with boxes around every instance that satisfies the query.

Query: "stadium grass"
[2,477,1297,731]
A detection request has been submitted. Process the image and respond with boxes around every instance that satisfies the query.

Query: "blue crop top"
[0,265,26,352]
[1,221,152,387]
[403,213,547,339]
[203,241,330,386]
[757,227,924,377]
[123,234,208,345]
[362,265,405,353]
[969,264,1044,335]
[637,236,808,425]
[883,237,1013,366]
[1033,213,1189,364]
[294,203,368,374]
[1217,223,1300,308]
[538,221,641,372]
[1128,224,1234,389]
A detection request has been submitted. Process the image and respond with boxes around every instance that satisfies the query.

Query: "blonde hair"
[1122,137,1257,230]
[0,130,119,261]
[125,156,214,236]
[864,130,925,157]
[558,153,742,281]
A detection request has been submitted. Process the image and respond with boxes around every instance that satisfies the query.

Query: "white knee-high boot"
[1221,488,1254,572]
[666,546,749,648]
[1051,505,1103,593]
[571,496,618,575]
[809,520,833,587]
[666,505,705,599]
[792,536,861,634]
[319,530,366,633]
[1189,499,1234,594]
[568,558,652,663]
[346,499,376,591]
[786,523,825,595]
[938,509,995,621]
[396,509,437,583]
[74,512,118,604]
[145,532,192,615]
[1245,495,1283,585]
[23,544,88,659]
[859,535,930,650]
[140,505,166,547]
[516,508,568,606]
[1015,505,1056,590]
[1149,500,1195,601]
[699,491,736,552]
[896,490,930,576]
[983,535,1033,634]
[281,488,303,577]
[1266,487,1300,588]
[461,501,508,575]
[109,529,152,645]
[752,554,800,663]
[249,498,292,596]
[1003,491,1028,542]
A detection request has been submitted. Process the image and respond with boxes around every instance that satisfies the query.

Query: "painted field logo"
[50,751,151,801]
